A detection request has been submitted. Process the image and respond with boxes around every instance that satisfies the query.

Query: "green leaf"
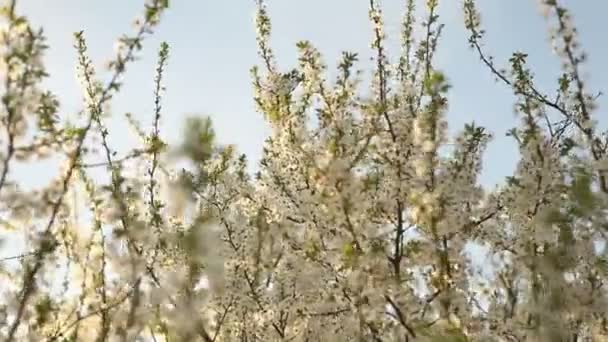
[570,169,596,215]
[558,73,570,93]
[596,256,608,276]
[34,296,53,327]
[179,116,215,163]
[424,71,451,94]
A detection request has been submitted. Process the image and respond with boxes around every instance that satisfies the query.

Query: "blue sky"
[15,0,608,187]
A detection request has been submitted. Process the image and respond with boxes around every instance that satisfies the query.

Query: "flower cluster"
[0,0,607,341]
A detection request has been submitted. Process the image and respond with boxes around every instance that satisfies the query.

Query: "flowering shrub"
[0,0,606,341]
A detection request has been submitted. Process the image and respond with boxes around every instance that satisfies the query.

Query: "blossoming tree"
[0,0,606,341]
